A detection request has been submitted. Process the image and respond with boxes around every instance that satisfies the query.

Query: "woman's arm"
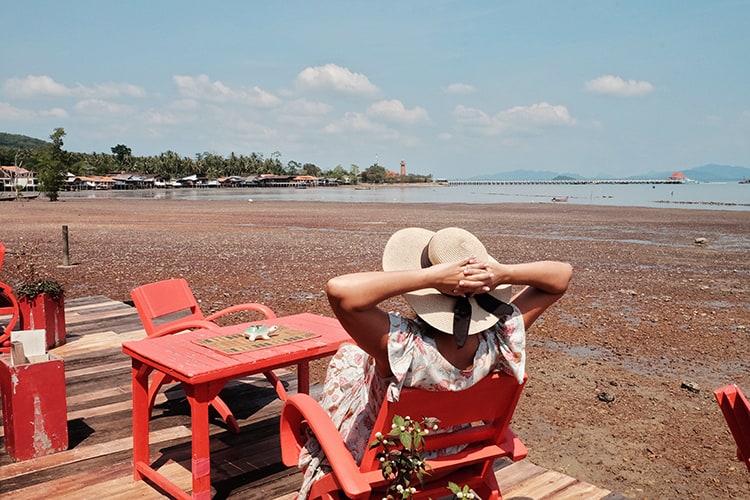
[326,258,477,376]
[486,260,573,329]
[326,258,573,375]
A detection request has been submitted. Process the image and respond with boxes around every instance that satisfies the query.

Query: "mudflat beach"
[1,197,748,498]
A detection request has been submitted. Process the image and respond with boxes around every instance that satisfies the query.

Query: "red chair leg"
[210,396,240,434]
[0,284,20,351]
[149,370,240,434]
[147,371,170,420]
[264,370,288,400]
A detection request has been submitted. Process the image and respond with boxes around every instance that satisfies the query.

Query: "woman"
[297,227,573,498]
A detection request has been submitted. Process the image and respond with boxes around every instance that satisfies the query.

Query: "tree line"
[1,129,433,200]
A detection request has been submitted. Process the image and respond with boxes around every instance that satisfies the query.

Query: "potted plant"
[16,279,66,349]
[7,242,67,350]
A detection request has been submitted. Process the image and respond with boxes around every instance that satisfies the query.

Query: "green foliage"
[1,131,435,182]
[361,163,387,183]
[111,144,132,166]
[369,414,475,499]
[15,279,65,301]
[36,128,69,201]
[301,163,322,177]
[447,482,476,499]
[369,415,440,499]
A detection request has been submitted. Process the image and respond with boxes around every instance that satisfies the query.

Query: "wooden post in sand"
[62,225,70,267]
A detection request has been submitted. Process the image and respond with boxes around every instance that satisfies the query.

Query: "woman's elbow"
[554,262,574,294]
[326,275,357,311]
[325,276,345,303]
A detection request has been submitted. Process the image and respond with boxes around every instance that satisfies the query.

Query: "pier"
[447,178,684,186]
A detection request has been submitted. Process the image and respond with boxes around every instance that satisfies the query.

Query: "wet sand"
[1,197,748,498]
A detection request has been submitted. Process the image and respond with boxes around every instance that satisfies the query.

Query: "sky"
[1,0,749,179]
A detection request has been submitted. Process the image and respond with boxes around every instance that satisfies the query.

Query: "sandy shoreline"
[2,198,749,498]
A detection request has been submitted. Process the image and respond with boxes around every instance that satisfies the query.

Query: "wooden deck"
[0,296,626,499]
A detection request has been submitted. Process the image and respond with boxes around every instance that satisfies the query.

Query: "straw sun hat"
[382,227,513,346]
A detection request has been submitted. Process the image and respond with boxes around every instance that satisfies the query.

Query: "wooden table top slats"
[122,313,351,383]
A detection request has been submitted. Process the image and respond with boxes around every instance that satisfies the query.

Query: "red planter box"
[18,294,66,349]
[0,353,68,461]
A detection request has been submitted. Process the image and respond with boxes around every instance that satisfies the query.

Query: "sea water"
[61,182,750,210]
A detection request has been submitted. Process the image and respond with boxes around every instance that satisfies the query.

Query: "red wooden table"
[121,312,351,499]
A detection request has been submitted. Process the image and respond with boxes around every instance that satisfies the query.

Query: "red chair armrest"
[205,303,277,322]
[280,393,371,498]
[151,319,219,338]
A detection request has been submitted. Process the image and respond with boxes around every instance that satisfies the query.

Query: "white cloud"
[454,102,575,136]
[0,102,36,120]
[86,82,147,99]
[442,83,475,94]
[170,98,201,111]
[585,75,654,97]
[41,107,69,119]
[0,101,68,120]
[4,75,70,98]
[324,112,394,135]
[500,102,575,127]
[295,64,380,98]
[276,99,333,126]
[74,99,134,116]
[173,74,280,107]
[174,74,231,100]
[367,99,430,125]
[3,75,146,99]
[281,98,332,116]
[454,105,494,128]
[143,110,180,125]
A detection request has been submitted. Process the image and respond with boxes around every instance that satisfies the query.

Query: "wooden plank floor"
[0,296,626,499]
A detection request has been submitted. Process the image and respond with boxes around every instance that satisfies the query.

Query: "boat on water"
[551,196,569,202]
[0,193,39,201]
[740,178,750,184]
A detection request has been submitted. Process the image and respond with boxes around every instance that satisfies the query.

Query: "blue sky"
[1,1,748,179]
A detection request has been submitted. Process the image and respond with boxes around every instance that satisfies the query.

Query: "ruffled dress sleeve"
[488,303,526,384]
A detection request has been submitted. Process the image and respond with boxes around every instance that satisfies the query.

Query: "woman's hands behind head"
[431,257,495,296]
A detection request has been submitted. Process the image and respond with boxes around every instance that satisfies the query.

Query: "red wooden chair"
[0,243,20,351]
[280,371,528,500]
[130,277,284,434]
[714,384,750,472]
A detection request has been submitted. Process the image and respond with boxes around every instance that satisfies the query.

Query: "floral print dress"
[297,307,526,499]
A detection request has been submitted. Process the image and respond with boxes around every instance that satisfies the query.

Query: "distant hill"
[470,164,750,182]
[0,132,49,149]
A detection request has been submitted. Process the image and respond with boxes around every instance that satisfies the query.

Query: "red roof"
[669,171,686,179]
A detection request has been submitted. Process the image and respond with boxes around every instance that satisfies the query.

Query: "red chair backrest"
[359,371,526,472]
[130,278,205,337]
[714,384,750,472]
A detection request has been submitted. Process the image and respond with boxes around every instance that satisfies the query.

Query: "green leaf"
[399,432,412,449]
[413,434,423,449]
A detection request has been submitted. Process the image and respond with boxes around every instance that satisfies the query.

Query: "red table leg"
[297,361,310,394]
[184,381,222,499]
[131,360,152,480]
